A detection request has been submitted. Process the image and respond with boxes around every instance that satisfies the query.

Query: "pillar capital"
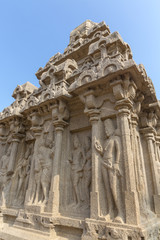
[29,111,42,127]
[53,120,68,132]
[30,126,42,137]
[140,126,156,139]
[84,109,100,123]
[110,74,137,102]
[115,98,133,113]
[130,113,139,126]
[140,110,158,129]
[51,99,69,123]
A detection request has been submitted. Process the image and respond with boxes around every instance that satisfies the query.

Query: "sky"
[0,0,160,112]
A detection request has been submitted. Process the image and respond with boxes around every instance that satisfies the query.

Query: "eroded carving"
[0,145,12,207]
[95,119,123,223]
[69,134,92,210]
[30,133,54,205]
[69,134,84,207]
[12,142,34,206]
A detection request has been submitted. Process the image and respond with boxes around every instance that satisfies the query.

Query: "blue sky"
[0,0,160,112]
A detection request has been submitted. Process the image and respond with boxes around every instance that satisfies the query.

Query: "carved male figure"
[15,143,33,200]
[30,155,41,204]
[38,138,54,205]
[69,134,84,206]
[31,136,54,205]
[95,118,123,223]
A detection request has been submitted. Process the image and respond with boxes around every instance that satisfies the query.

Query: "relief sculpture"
[31,134,54,205]
[69,134,91,209]
[95,118,123,223]
[13,142,33,206]
[0,145,12,207]
[69,134,84,207]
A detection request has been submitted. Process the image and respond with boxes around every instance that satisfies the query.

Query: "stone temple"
[0,20,160,240]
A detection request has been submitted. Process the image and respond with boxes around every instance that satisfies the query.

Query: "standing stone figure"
[69,134,84,206]
[15,144,33,201]
[83,136,92,206]
[0,146,11,206]
[95,119,123,223]
[31,137,54,205]
[38,138,54,205]
[30,155,41,204]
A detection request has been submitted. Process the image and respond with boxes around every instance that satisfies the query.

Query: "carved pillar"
[142,129,159,193]
[0,123,7,158]
[111,75,140,225]
[155,136,160,213]
[83,90,101,219]
[7,137,20,175]
[130,113,149,213]
[155,136,160,163]
[7,119,24,175]
[139,110,160,214]
[140,127,160,214]
[48,101,68,215]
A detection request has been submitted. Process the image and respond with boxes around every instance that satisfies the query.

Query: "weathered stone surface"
[0,20,160,239]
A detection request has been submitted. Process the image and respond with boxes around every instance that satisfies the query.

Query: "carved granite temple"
[0,20,160,240]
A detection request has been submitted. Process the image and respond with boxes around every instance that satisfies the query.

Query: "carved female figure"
[95,119,123,223]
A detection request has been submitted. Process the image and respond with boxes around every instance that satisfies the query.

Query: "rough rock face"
[0,20,160,240]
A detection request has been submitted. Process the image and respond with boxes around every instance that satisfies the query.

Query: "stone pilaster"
[7,136,20,175]
[0,123,7,159]
[83,90,101,219]
[116,102,140,224]
[139,109,160,215]
[130,113,150,216]
[111,76,140,225]
[140,127,160,214]
[142,129,159,194]
[48,101,69,215]
[7,119,25,175]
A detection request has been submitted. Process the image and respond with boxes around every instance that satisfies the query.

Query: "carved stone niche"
[0,20,160,240]
[67,131,91,214]
[29,122,54,208]
[10,138,34,208]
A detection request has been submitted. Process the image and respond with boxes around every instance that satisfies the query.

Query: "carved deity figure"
[0,146,11,206]
[83,136,92,205]
[69,134,84,206]
[31,136,54,205]
[14,143,33,204]
[39,139,54,205]
[30,155,41,204]
[95,119,123,223]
